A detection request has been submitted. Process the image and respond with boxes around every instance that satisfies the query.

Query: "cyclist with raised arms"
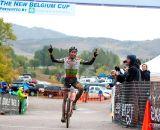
[48,45,98,122]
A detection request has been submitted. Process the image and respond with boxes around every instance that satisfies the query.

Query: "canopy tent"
[144,55,160,80]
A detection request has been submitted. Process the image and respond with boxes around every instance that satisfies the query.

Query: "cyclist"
[48,46,98,122]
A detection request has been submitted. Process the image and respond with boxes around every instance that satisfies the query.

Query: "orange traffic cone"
[142,100,152,130]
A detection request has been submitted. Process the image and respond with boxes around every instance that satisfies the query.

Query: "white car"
[22,75,32,82]
[89,85,111,99]
[99,78,113,84]
[18,76,24,80]
[18,75,32,82]
[80,78,98,84]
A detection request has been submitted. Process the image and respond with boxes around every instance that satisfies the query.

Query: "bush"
[31,71,36,78]
[43,68,50,75]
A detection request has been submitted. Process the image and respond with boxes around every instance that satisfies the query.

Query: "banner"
[0,93,19,114]
[150,82,160,129]
[114,82,150,127]
[0,0,75,15]
[38,0,160,8]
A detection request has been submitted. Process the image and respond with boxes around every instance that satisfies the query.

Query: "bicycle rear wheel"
[66,99,71,128]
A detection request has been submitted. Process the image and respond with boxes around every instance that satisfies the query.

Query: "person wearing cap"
[48,45,98,122]
[117,55,141,83]
[17,87,27,114]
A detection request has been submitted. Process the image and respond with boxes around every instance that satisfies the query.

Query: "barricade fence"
[114,81,160,129]
[0,93,19,114]
[150,82,160,130]
[114,82,149,127]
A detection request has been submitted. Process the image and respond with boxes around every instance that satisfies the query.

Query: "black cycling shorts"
[64,77,78,88]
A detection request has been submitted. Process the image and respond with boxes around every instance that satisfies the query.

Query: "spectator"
[1,83,9,94]
[116,56,142,126]
[17,87,27,114]
[117,55,141,83]
[83,84,89,103]
[122,60,129,73]
[136,58,142,67]
[98,89,103,102]
[84,84,89,93]
[0,84,2,93]
[141,64,150,81]
[8,89,17,96]
[108,70,117,88]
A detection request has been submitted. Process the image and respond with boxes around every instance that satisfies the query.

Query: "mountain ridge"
[11,24,160,59]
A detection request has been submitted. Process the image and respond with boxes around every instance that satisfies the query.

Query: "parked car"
[10,80,29,91]
[98,77,113,84]
[22,83,45,96]
[88,85,111,99]
[10,80,37,96]
[35,84,48,93]
[29,87,38,96]
[43,86,62,98]
[18,75,32,82]
[80,78,98,84]
[23,73,32,77]
[84,83,108,88]
[31,79,38,84]
[22,75,32,82]
[18,76,24,80]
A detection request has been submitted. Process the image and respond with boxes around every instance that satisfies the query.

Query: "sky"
[1,4,160,40]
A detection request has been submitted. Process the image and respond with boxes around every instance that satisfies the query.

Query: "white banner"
[38,0,160,8]
[0,0,75,15]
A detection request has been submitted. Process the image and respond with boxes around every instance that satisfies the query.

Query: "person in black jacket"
[117,55,141,83]
[116,56,143,126]
[141,64,150,81]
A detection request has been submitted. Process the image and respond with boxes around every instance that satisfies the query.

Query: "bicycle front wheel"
[66,99,71,128]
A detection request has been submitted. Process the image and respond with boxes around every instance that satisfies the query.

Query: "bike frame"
[62,87,76,128]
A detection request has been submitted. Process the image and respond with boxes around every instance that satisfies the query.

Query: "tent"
[145,55,160,75]
[144,55,160,81]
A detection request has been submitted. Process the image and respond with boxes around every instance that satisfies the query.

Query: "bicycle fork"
[62,92,72,118]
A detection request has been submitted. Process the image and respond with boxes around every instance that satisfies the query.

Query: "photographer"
[116,55,141,83]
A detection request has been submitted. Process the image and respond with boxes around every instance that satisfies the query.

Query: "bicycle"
[62,87,76,128]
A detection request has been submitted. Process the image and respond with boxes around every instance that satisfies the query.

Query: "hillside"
[11,24,160,59]
[12,24,67,40]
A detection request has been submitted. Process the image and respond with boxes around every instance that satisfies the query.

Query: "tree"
[79,48,120,76]
[34,46,68,66]
[29,59,40,70]
[96,66,108,76]
[0,18,17,82]
[0,18,16,45]
[33,46,120,77]
[0,46,18,83]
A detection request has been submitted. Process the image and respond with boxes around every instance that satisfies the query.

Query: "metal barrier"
[114,81,150,127]
[0,93,19,114]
